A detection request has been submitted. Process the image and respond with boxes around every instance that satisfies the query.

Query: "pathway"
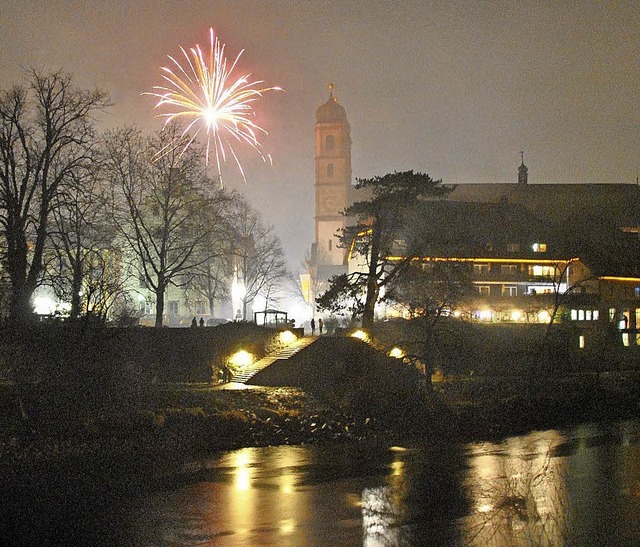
[230,335,316,384]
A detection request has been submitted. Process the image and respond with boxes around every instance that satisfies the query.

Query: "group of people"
[310,317,323,335]
[191,316,205,327]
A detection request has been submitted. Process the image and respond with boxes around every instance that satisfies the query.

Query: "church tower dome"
[316,84,348,124]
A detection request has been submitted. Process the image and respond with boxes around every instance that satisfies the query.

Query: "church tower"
[314,84,352,269]
[518,151,528,185]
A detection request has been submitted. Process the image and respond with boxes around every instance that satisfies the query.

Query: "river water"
[6,420,640,546]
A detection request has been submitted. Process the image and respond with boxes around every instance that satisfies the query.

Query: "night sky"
[1,1,638,270]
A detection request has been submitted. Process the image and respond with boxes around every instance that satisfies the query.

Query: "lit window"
[593,310,599,320]
[530,265,555,278]
[578,310,585,321]
[571,309,577,320]
[609,308,615,320]
[579,335,585,349]
[532,243,547,253]
[619,310,629,330]
[622,333,630,347]
[635,287,640,297]
[586,310,592,321]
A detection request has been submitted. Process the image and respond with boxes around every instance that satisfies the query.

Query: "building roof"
[316,85,348,125]
[393,198,640,278]
[447,183,640,229]
[401,199,557,259]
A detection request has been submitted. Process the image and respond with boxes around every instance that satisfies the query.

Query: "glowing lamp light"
[478,309,492,321]
[232,280,246,300]
[33,296,56,315]
[351,330,370,342]
[511,310,522,322]
[453,310,461,318]
[538,310,551,323]
[229,350,253,368]
[389,347,405,359]
[280,330,297,345]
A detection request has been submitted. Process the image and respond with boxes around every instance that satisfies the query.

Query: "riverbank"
[2,325,640,475]
[2,371,640,476]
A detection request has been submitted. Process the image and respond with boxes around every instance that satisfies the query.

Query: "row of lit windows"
[482,242,547,253]
[570,309,600,321]
[473,263,558,277]
[471,308,551,323]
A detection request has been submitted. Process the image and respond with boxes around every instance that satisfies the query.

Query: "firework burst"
[145,28,282,182]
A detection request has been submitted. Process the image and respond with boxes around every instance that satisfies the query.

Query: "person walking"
[191,316,197,328]
[199,317,205,327]
[310,317,316,335]
[318,318,324,335]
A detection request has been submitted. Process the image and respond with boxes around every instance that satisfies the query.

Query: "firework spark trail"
[145,28,282,182]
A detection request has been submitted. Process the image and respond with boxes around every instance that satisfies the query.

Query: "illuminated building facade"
[312,83,352,275]
[349,186,640,347]
[302,85,353,317]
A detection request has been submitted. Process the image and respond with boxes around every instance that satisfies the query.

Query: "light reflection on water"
[163,422,640,545]
[6,421,640,545]
[128,422,640,545]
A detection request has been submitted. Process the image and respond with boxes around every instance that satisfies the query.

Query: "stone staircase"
[230,336,316,384]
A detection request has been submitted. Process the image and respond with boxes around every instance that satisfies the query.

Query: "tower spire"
[328,82,336,101]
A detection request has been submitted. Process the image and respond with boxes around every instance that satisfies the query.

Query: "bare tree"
[105,126,225,327]
[0,70,109,323]
[47,158,122,321]
[227,193,288,320]
[183,253,231,319]
[180,190,234,319]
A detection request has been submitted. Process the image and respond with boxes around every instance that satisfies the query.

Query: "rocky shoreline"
[2,380,640,479]
[2,329,640,478]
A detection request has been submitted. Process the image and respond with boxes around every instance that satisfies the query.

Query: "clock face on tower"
[318,187,342,215]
